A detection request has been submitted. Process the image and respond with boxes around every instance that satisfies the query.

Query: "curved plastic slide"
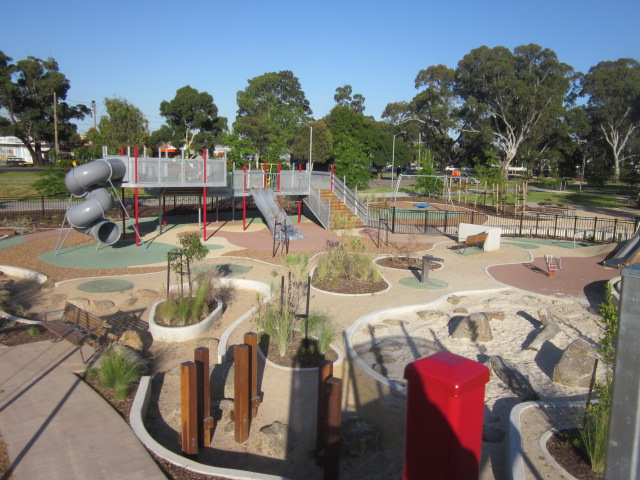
[64,158,127,245]
[604,227,640,268]
[250,188,304,241]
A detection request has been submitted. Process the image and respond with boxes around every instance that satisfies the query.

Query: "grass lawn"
[0,171,41,198]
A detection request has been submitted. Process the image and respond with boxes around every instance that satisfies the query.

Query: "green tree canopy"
[0,51,89,165]
[334,85,365,113]
[291,120,333,170]
[580,58,640,181]
[98,97,149,152]
[455,44,574,176]
[158,85,226,155]
[235,70,311,164]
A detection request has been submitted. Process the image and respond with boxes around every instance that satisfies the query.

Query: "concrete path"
[0,341,164,480]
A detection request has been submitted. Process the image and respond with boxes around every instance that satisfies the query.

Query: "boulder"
[447,295,463,306]
[257,421,294,458]
[383,319,408,327]
[451,313,493,342]
[484,311,505,321]
[69,297,90,309]
[416,310,446,321]
[453,308,469,314]
[553,339,598,387]
[119,330,144,351]
[92,299,115,311]
[135,288,160,298]
[120,297,138,308]
[341,415,381,457]
[370,339,403,354]
[483,425,505,443]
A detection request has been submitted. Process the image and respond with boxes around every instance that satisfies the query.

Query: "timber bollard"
[324,377,342,480]
[403,351,489,480]
[194,347,214,447]
[179,361,199,456]
[233,344,250,443]
[244,332,262,418]
[316,360,334,459]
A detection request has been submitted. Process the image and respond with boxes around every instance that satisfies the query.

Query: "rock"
[92,299,115,311]
[394,379,407,388]
[379,354,398,365]
[341,415,381,457]
[212,399,234,420]
[135,288,160,298]
[447,295,463,306]
[489,355,539,401]
[257,421,293,458]
[369,324,388,335]
[48,293,67,306]
[484,311,505,321]
[69,297,90,309]
[120,297,138,308]
[119,330,144,351]
[416,310,446,321]
[453,308,469,314]
[451,313,493,342]
[553,339,598,388]
[211,363,234,400]
[370,339,403,353]
[383,319,408,327]
[483,425,505,443]
[224,420,235,435]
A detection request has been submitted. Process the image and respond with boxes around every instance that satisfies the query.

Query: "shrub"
[98,349,142,401]
[27,325,42,336]
[307,312,337,355]
[253,297,297,357]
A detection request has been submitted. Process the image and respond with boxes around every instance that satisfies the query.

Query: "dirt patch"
[0,322,56,346]
[546,428,604,480]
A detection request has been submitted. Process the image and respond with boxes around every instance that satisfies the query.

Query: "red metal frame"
[203,149,207,241]
[134,147,140,246]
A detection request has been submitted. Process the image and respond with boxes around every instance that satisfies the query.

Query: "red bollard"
[403,351,490,480]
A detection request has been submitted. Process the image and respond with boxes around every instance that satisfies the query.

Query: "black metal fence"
[368,206,640,243]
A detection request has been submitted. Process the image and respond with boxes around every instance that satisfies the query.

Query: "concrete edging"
[148,299,224,342]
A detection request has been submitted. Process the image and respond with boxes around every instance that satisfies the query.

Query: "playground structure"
[603,225,640,268]
[56,149,359,249]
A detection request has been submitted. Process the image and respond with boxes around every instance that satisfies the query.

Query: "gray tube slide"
[64,158,127,245]
[250,188,304,241]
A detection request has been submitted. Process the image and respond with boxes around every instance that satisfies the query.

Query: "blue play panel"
[413,203,432,208]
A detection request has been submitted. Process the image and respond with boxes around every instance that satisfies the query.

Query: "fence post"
[180,361,199,456]
[403,351,489,480]
[233,344,250,443]
[444,210,449,235]
[392,207,396,233]
[612,218,618,241]
[324,377,342,480]
[244,332,261,418]
[519,212,524,237]
[606,264,640,478]
[194,347,213,447]
[316,360,334,457]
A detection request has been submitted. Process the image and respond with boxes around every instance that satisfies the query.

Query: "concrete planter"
[148,299,223,342]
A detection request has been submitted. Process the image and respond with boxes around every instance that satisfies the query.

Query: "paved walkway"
[0,215,636,479]
[0,341,164,480]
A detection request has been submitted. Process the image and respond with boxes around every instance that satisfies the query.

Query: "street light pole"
[299,121,313,171]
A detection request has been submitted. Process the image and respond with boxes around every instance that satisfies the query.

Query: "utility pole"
[53,92,59,154]
[91,100,97,130]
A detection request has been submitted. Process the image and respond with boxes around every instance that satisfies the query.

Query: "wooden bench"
[459,233,489,254]
[43,303,112,362]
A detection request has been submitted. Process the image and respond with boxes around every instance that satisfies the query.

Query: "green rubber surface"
[0,236,25,249]
[77,279,135,293]
[39,240,178,269]
[399,277,449,289]
[502,237,595,249]
[192,263,252,277]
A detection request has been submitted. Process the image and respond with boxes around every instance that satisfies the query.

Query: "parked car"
[6,157,27,166]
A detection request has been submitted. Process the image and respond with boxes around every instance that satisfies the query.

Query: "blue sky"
[3,0,639,134]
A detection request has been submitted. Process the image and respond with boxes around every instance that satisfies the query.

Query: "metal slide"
[64,158,127,245]
[604,227,640,268]
[250,188,304,241]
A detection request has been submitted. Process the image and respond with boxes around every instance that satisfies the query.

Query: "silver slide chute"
[64,158,127,245]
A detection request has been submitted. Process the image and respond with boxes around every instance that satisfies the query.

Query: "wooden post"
[244,332,261,418]
[180,362,199,456]
[233,344,250,443]
[194,347,213,447]
[316,360,334,456]
[324,377,343,480]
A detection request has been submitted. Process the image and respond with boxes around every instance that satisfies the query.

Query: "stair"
[319,190,364,229]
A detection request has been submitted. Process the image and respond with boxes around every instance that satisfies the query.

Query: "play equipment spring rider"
[544,254,561,278]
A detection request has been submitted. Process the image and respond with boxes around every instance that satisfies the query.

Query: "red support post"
[243,162,247,193]
[120,146,125,155]
[134,146,140,246]
[403,351,489,480]
[243,196,247,231]
[297,196,302,224]
[162,196,167,226]
[203,149,207,242]
[121,187,126,239]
